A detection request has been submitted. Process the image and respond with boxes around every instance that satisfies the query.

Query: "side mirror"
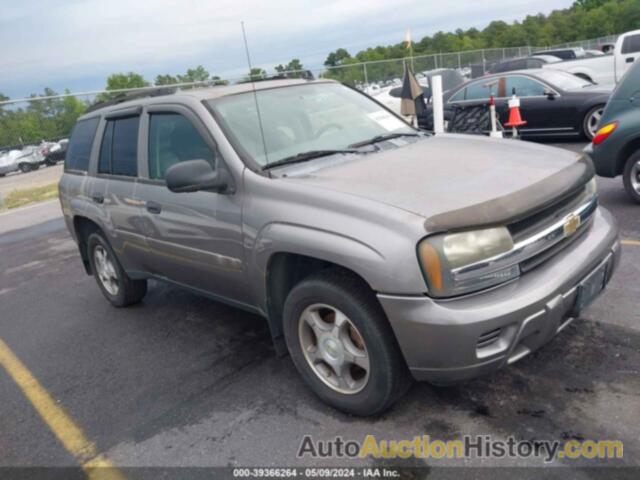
[165,159,230,193]
[545,90,556,100]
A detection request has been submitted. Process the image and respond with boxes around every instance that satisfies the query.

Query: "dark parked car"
[421,69,611,139]
[586,59,640,203]
[44,139,68,166]
[487,55,560,74]
[532,47,586,60]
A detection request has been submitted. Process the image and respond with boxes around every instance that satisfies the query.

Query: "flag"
[404,28,412,49]
[400,63,427,117]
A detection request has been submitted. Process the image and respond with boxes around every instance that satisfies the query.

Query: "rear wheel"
[582,105,605,140]
[283,269,411,416]
[623,151,640,204]
[87,232,147,307]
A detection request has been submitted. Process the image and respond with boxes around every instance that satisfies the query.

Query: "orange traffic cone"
[504,93,526,138]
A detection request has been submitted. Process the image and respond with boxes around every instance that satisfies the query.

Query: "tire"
[86,232,147,307]
[18,163,32,173]
[582,104,605,140]
[623,151,640,204]
[283,269,411,416]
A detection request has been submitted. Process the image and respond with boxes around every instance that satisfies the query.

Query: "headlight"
[586,176,597,196]
[418,227,519,297]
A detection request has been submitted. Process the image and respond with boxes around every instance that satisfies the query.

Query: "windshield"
[208,83,415,167]
[536,70,592,90]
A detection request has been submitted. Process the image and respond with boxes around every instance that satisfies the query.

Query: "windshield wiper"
[262,149,361,170]
[348,132,420,148]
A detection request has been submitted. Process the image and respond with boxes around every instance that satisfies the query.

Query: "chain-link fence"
[0,34,620,153]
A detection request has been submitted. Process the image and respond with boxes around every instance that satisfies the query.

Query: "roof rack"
[237,71,316,84]
[85,87,178,113]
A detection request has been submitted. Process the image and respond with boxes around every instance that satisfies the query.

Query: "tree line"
[1,0,637,148]
[323,0,639,84]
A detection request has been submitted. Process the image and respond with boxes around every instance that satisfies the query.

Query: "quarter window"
[148,113,216,180]
[65,117,99,172]
[98,116,140,177]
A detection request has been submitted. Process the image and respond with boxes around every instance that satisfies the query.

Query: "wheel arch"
[617,136,640,176]
[264,252,378,352]
[255,224,386,354]
[72,216,103,275]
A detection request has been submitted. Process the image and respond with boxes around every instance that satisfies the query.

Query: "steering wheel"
[314,123,343,139]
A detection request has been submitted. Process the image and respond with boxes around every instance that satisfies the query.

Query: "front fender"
[250,222,387,309]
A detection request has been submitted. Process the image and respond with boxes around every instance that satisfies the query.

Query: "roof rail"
[85,87,178,113]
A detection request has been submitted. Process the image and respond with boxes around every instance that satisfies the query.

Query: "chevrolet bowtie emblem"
[564,214,581,236]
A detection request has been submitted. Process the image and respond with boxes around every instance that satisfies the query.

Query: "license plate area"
[573,259,609,314]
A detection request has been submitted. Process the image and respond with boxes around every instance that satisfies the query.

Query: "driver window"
[148,113,216,180]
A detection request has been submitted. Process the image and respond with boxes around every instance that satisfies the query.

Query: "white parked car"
[0,147,44,176]
[541,29,640,85]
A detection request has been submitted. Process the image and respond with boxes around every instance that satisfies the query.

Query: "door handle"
[146,201,162,214]
[91,194,104,204]
[627,57,635,63]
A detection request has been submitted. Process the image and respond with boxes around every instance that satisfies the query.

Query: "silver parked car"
[59,79,620,415]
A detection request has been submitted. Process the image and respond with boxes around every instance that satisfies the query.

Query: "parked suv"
[60,79,620,415]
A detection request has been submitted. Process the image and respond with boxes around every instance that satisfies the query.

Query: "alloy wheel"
[586,107,603,139]
[631,160,640,194]
[298,303,370,394]
[93,245,119,296]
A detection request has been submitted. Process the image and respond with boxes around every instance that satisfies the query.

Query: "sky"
[0,0,574,100]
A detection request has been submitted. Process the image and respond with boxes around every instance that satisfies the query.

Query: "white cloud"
[0,0,573,97]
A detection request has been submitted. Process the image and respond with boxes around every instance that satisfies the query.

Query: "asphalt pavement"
[0,141,638,478]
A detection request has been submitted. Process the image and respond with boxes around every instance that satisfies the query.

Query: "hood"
[282,135,593,232]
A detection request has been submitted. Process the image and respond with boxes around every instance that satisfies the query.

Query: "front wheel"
[283,270,411,416]
[87,232,147,307]
[623,151,640,204]
[582,105,605,140]
[18,163,32,173]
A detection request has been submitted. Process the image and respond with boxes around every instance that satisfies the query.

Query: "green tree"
[247,67,267,80]
[274,59,306,78]
[97,72,150,101]
[324,48,352,67]
[177,65,210,83]
[154,74,179,86]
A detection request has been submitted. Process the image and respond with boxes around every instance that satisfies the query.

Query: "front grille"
[519,219,591,273]
[509,186,586,242]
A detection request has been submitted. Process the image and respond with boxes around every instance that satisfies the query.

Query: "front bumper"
[378,207,620,384]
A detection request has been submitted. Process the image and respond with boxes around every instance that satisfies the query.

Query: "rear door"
[93,109,148,273]
[134,104,247,304]
[616,31,640,81]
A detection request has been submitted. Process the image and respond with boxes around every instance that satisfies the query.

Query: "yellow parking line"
[621,239,640,246]
[0,337,125,480]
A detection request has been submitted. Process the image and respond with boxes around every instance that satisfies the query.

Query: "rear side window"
[621,34,640,54]
[65,117,99,172]
[98,116,140,177]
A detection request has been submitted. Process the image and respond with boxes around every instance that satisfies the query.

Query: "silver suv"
[59,79,620,415]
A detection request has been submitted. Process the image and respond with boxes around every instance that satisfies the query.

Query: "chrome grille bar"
[452,193,598,281]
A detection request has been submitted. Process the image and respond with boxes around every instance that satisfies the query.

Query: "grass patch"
[0,183,59,211]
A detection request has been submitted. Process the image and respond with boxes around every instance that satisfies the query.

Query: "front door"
[616,32,640,81]
[134,106,247,305]
[502,75,575,135]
